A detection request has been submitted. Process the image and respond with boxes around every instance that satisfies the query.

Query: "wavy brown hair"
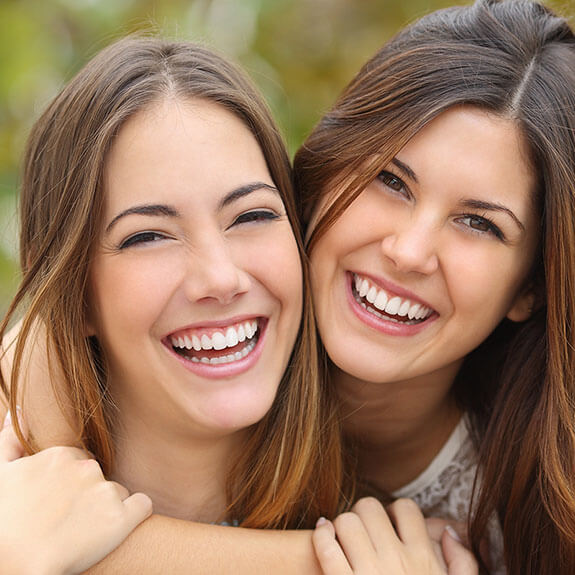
[0,36,345,529]
[295,0,575,571]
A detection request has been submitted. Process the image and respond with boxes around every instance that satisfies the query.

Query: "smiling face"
[309,106,540,387]
[87,98,302,440]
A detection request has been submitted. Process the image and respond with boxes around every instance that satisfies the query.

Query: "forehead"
[101,98,272,213]
[396,105,537,209]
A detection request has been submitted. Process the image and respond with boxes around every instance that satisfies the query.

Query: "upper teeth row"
[354,274,432,320]
[171,321,258,351]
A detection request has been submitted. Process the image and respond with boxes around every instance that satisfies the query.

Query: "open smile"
[166,319,263,366]
[351,273,435,325]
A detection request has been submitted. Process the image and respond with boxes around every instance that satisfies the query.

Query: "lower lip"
[164,320,267,379]
[346,273,436,336]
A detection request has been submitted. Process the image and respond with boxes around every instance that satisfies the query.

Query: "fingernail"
[445,525,462,543]
[316,516,327,527]
[3,410,12,428]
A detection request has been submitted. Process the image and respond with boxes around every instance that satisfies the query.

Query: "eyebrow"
[459,198,525,232]
[391,157,418,183]
[105,181,280,233]
[219,182,279,208]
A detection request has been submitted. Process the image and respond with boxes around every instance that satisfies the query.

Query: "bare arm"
[89,519,320,575]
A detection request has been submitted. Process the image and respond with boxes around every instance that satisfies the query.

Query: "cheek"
[88,256,178,338]
[251,231,303,315]
[446,244,532,318]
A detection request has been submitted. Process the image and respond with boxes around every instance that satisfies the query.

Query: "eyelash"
[377,170,506,241]
[232,210,280,226]
[118,231,166,249]
[118,210,279,249]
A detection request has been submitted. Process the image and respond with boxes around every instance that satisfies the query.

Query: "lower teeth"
[189,337,257,365]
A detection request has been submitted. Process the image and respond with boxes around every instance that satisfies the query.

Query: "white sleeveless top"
[392,417,505,574]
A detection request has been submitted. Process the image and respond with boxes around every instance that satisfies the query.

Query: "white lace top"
[392,417,505,574]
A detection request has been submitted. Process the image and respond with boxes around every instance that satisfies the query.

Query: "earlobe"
[84,311,97,337]
[506,291,536,322]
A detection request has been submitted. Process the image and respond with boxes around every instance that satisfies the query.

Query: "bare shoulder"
[0,319,22,417]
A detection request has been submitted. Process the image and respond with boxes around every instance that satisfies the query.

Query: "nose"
[380,217,439,275]
[184,238,251,305]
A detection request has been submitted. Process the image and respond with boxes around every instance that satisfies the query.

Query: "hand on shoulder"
[312,497,477,575]
[0,412,152,574]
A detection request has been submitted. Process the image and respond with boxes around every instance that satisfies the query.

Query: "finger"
[121,492,153,530]
[386,498,431,546]
[332,511,380,572]
[442,527,478,575]
[350,497,398,555]
[109,480,130,501]
[0,412,26,462]
[312,518,353,575]
[426,518,469,547]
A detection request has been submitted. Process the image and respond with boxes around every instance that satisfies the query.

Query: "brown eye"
[458,215,504,241]
[467,216,491,232]
[378,171,405,192]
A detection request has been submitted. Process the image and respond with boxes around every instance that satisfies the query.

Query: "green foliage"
[0,0,569,314]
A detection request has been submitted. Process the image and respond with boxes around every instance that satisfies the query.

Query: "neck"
[335,362,463,493]
[110,412,245,524]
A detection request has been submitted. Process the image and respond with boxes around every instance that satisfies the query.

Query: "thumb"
[121,492,153,530]
[0,411,26,462]
[442,526,479,575]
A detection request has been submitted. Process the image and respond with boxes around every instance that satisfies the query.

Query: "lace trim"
[392,417,505,574]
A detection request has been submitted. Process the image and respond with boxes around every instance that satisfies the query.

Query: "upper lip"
[350,271,435,312]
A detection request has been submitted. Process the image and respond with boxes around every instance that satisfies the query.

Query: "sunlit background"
[0,0,569,314]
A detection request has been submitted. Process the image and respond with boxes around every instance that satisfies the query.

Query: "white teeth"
[226,327,239,347]
[407,303,420,320]
[366,286,377,304]
[385,297,401,315]
[211,332,227,351]
[352,273,432,323]
[416,307,428,320]
[374,290,388,311]
[171,321,260,353]
[192,334,201,351]
[398,300,411,317]
[188,337,256,365]
[201,334,213,350]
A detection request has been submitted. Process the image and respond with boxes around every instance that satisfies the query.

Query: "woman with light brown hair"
[8,0,575,572]
[0,35,347,571]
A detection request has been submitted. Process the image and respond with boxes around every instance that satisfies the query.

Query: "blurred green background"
[0,0,569,315]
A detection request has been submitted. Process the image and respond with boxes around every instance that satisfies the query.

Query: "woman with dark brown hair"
[295,0,575,572]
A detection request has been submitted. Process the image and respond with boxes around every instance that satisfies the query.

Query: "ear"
[84,304,98,337]
[506,290,536,322]
[84,319,97,337]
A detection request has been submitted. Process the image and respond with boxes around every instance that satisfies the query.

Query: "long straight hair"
[0,36,346,529]
[295,0,575,571]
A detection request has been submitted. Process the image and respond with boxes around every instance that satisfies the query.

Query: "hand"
[312,497,477,575]
[0,412,153,575]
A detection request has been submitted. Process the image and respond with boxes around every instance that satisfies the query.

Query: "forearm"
[88,514,322,575]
